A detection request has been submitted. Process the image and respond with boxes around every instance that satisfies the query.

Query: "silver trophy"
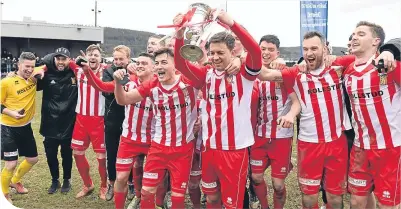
[180,3,212,62]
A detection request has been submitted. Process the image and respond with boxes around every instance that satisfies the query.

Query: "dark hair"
[303,31,326,45]
[349,34,353,41]
[209,32,235,51]
[153,47,174,59]
[205,41,210,51]
[356,21,385,47]
[138,52,155,61]
[19,52,36,63]
[259,34,280,48]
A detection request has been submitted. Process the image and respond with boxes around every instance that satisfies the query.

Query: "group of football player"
[1,6,400,209]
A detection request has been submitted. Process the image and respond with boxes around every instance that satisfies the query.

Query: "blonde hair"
[113,45,131,58]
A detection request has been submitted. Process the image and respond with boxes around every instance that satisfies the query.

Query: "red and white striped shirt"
[255,78,294,139]
[200,66,259,150]
[137,76,198,147]
[121,79,155,144]
[75,67,105,116]
[282,65,345,143]
[344,59,401,149]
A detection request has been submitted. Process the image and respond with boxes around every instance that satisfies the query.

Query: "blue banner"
[300,0,328,55]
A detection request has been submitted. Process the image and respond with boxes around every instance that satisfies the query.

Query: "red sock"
[133,165,143,198]
[155,180,168,206]
[171,195,185,209]
[140,189,156,209]
[252,180,269,209]
[97,158,107,188]
[189,187,201,208]
[273,186,286,209]
[114,191,127,209]
[74,154,92,186]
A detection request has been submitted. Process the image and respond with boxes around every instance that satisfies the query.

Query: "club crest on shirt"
[181,87,189,97]
[71,77,77,85]
[275,82,283,89]
[332,66,343,78]
[224,74,235,84]
[379,73,388,85]
[206,76,211,84]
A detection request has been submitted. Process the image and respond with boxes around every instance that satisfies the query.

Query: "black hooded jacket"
[36,53,78,140]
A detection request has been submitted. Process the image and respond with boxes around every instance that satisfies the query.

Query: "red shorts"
[190,151,202,181]
[348,146,401,206]
[201,148,249,209]
[116,137,150,172]
[297,135,348,195]
[71,114,105,153]
[250,136,293,179]
[142,142,194,194]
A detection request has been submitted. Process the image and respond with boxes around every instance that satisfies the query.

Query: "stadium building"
[1,17,104,59]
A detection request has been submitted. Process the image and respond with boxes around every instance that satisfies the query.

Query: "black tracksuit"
[37,53,78,181]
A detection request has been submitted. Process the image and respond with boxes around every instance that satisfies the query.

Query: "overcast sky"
[0,0,400,47]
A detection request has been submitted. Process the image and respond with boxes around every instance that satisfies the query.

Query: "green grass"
[4,91,352,209]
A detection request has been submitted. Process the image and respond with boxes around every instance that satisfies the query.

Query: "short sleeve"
[281,66,298,95]
[240,64,260,81]
[332,55,355,69]
[0,79,8,104]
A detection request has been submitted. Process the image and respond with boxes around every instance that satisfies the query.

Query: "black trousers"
[43,138,73,180]
[105,125,133,182]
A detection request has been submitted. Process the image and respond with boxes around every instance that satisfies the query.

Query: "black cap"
[54,47,70,58]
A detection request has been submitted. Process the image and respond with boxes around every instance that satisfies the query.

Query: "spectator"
[6,57,12,73]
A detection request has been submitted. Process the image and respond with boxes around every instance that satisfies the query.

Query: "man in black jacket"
[37,47,77,194]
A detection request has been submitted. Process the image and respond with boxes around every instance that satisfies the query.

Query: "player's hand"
[113,69,126,82]
[375,51,396,72]
[6,71,16,77]
[225,57,241,75]
[239,51,247,64]
[295,61,308,73]
[10,109,26,120]
[32,67,45,79]
[324,55,337,67]
[193,116,201,134]
[173,13,186,39]
[127,63,137,75]
[277,114,294,129]
[269,61,287,70]
[216,10,234,27]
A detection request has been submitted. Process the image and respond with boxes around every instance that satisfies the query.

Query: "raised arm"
[258,66,284,82]
[230,21,262,71]
[174,35,207,88]
[84,67,115,93]
[115,83,144,105]
[113,69,147,105]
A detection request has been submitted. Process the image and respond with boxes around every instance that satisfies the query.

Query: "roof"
[1,18,104,43]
